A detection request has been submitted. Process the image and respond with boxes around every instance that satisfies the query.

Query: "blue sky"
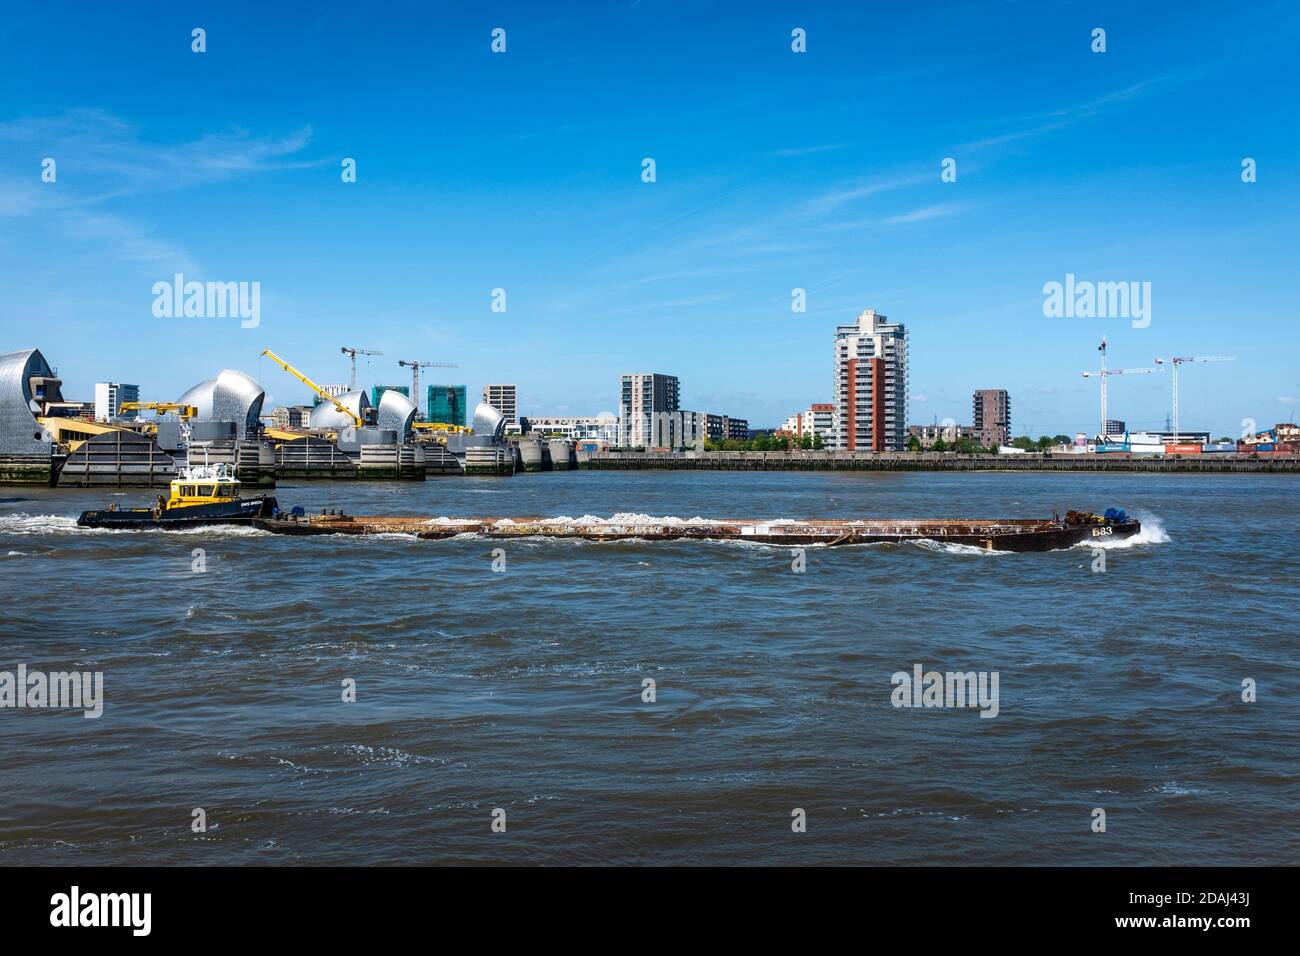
[1,0,1297,435]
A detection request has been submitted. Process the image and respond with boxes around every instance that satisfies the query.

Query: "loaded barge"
[251,509,1139,552]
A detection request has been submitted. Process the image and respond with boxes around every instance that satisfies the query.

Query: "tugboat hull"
[77,496,279,529]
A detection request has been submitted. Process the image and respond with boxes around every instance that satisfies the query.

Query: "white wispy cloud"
[587,292,735,318]
[0,109,319,272]
[767,143,851,158]
[883,202,973,225]
[821,201,975,232]
[799,170,931,218]
[61,211,201,274]
[960,75,1187,152]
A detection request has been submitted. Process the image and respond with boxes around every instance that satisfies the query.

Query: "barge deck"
[252,512,1141,552]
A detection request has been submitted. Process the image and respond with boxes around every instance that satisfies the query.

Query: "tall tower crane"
[341,346,383,389]
[1081,337,1160,439]
[1154,355,1235,441]
[397,359,458,419]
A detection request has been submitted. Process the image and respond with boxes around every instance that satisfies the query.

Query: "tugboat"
[77,462,278,529]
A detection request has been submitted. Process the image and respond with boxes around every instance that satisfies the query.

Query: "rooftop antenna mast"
[341,346,383,390]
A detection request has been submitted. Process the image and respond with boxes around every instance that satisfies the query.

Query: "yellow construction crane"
[118,401,198,419]
[261,349,364,427]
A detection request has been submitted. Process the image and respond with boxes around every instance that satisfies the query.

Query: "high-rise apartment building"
[482,384,518,431]
[427,385,468,427]
[94,382,140,421]
[832,309,908,451]
[618,373,680,447]
[972,389,1011,447]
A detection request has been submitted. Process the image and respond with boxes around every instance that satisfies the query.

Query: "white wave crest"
[0,514,83,535]
[0,514,267,537]
[1073,511,1170,550]
[478,513,721,528]
[911,539,1013,556]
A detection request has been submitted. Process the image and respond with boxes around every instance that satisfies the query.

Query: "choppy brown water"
[0,471,1295,864]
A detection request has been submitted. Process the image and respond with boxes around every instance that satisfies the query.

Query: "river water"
[1,470,1295,865]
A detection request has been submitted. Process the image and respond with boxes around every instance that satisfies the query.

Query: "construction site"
[0,344,535,487]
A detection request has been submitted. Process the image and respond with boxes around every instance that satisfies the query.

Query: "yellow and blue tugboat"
[77,463,278,529]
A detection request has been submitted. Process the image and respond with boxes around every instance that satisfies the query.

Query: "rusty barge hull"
[251,515,1141,552]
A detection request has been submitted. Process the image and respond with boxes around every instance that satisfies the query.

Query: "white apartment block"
[94,382,140,421]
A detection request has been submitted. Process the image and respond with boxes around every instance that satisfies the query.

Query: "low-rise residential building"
[907,423,976,448]
[271,405,314,430]
[703,413,751,442]
[519,415,620,444]
[781,403,834,442]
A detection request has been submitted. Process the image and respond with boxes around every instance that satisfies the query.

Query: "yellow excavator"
[260,349,364,428]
